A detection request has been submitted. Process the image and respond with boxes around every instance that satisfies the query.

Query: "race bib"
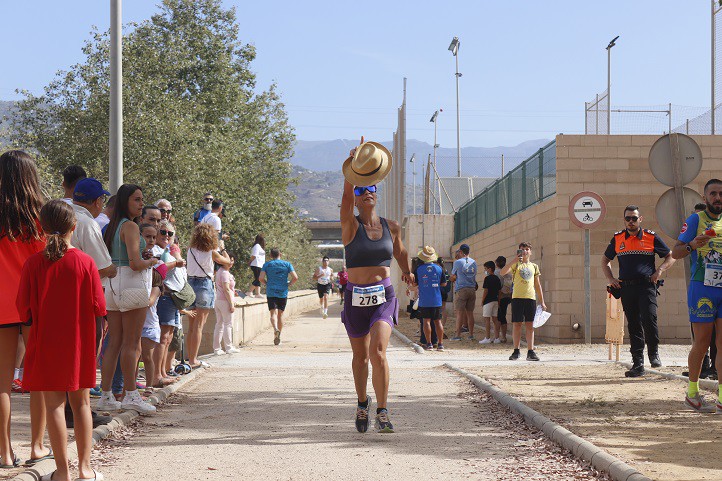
[704,263,722,287]
[352,284,386,307]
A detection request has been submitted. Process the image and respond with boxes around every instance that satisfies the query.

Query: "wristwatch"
[685,243,693,253]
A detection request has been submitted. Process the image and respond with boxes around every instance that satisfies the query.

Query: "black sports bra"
[345,216,393,268]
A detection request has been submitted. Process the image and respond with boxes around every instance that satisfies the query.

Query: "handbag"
[109,267,150,311]
[170,281,196,310]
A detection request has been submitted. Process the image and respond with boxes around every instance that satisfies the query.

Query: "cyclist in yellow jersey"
[673,179,722,413]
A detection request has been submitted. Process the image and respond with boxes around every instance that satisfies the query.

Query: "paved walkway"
[84,304,608,480]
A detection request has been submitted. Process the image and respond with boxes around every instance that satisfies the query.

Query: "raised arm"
[341,136,364,245]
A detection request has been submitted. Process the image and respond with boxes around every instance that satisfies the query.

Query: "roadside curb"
[10,364,208,481]
[391,328,424,354]
[445,363,653,481]
[616,361,718,392]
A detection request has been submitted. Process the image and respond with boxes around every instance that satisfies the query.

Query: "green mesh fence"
[454,140,556,243]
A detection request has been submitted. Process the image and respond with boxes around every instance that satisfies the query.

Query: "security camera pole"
[606,35,619,135]
[448,37,461,177]
[109,0,123,192]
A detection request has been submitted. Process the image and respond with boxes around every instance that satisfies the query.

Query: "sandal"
[24,448,54,466]
[0,455,20,468]
[74,469,104,481]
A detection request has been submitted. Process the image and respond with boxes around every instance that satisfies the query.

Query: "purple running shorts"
[341,277,399,338]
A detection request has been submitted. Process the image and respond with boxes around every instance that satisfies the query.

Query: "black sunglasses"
[160,229,175,237]
[354,185,377,196]
[204,197,214,202]
[624,216,639,222]
[159,208,172,214]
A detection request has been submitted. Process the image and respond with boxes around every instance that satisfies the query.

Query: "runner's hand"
[691,234,712,249]
[348,135,365,160]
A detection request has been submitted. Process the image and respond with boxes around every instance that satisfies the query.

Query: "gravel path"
[91,304,609,480]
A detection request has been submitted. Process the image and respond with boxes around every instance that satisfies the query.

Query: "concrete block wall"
[182,290,319,355]
[454,133,722,344]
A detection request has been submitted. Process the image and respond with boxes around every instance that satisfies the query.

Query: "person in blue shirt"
[414,246,447,351]
[450,243,478,340]
[259,248,298,346]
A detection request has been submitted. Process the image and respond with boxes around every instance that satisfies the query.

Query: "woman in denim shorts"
[185,224,231,368]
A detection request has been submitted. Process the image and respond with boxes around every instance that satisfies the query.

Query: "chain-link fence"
[585,89,609,134]
[454,141,556,243]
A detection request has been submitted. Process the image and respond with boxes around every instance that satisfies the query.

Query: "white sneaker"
[213,348,226,356]
[225,346,241,354]
[479,338,492,345]
[493,338,502,344]
[323,310,328,319]
[121,390,156,415]
[97,391,121,411]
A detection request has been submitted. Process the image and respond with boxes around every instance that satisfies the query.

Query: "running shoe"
[493,338,502,344]
[213,348,226,356]
[450,336,462,341]
[468,336,476,341]
[97,392,121,411]
[121,390,156,415]
[527,350,540,361]
[323,312,328,319]
[479,338,492,345]
[225,346,241,354]
[375,409,394,433]
[461,326,469,333]
[11,378,28,394]
[509,349,520,361]
[436,344,444,351]
[355,396,371,433]
[423,343,433,350]
[685,393,716,413]
[274,330,281,346]
[89,386,102,398]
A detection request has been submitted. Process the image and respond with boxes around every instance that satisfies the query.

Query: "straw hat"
[417,245,438,263]
[342,141,393,186]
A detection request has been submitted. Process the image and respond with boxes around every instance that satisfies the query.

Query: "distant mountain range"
[290,138,551,179]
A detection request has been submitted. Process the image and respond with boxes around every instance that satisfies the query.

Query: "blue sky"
[0,1,712,147]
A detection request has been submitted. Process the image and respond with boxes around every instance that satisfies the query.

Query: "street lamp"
[713,1,722,134]
[109,0,123,192]
[605,35,619,135]
[430,110,441,214]
[448,36,462,177]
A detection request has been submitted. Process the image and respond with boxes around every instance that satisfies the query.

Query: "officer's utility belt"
[619,278,653,286]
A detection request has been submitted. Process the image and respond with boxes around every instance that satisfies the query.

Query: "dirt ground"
[470,363,722,481]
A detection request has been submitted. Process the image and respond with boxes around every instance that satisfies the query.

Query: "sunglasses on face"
[354,185,377,196]
[625,216,639,222]
[159,229,174,237]
[204,198,213,202]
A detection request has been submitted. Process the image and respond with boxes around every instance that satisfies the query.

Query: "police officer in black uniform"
[601,205,675,377]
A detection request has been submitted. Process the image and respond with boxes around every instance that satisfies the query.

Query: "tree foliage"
[9,0,318,285]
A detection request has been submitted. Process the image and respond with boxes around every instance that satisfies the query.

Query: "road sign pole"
[584,228,592,345]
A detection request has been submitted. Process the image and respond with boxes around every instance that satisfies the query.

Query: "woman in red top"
[0,150,50,468]
[18,200,106,481]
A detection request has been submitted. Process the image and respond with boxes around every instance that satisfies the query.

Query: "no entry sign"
[569,191,606,229]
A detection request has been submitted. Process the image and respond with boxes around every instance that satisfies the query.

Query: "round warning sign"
[569,191,606,229]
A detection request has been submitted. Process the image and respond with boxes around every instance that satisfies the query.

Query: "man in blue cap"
[70,177,117,428]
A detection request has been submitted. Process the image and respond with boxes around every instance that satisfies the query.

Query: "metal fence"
[454,140,557,243]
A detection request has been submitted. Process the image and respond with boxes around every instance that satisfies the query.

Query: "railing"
[454,140,556,243]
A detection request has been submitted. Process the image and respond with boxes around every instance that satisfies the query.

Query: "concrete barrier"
[183,290,319,355]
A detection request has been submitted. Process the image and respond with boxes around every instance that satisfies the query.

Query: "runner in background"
[260,248,298,345]
[313,256,333,319]
[338,266,348,306]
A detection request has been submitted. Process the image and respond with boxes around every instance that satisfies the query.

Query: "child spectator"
[415,247,446,351]
[500,242,547,361]
[479,261,502,344]
[495,256,511,343]
[214,252,240,354]
[16,200,105,481]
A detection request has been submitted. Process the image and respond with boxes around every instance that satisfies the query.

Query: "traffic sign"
[569,191,607,229]
[654,187,703,239]
[648,133,702,187]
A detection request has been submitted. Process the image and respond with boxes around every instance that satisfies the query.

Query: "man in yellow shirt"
[500,242,546,361]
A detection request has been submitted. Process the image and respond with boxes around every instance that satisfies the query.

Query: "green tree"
[9,0,318,285]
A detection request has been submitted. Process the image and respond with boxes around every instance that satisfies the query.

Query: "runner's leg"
[689,324,714,383]
[369,321,392,409]
[349,334,371,403]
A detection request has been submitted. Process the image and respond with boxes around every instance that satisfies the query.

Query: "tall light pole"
[409,154,417,215]
[713,1,722,134]
[449,37,462,177]
[109,0,123,192]
[430,110,440,214]
[606,35,619,135]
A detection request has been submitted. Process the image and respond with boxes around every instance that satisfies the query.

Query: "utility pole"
[606,36,619,135]
[109,0,123,192]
